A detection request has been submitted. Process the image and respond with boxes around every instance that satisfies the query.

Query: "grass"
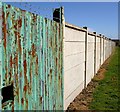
[89,47,120,111]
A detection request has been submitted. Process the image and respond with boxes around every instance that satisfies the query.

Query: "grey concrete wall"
[64,23,115,110]
[64,24,86,109]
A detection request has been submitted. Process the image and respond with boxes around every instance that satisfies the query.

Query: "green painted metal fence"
[0,2,63,110]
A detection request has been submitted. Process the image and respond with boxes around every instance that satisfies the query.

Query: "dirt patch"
[66,56,112,111]
[94,68,106,80]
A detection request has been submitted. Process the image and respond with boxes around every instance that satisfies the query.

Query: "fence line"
[64,23,115,109]
[0,2,116,110]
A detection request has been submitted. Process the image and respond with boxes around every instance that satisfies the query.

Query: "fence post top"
[83,26,88,30]
[61,6,64,9]
[103,35,105,38]
[93,32,97,34]
[105,37,107,39]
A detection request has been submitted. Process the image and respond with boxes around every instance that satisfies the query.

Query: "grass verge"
[89,47,120,111]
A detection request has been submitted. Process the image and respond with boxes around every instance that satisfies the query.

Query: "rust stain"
[14,54,18,68]
[28,82,31,94]
[24,76,28,93]
[26,99,28,109]
[14,21,17,29]
[28,60,33,94]
[8,5,11,8]
[14,85,19,102]
[31,44,36,57]
[14,31,19,36]
[12,101,14,111]
[50,69,52,81]
[21,98,24,104]
[2,11,7,51]
[35,56,38,75]
[36,55,38,64]
[50,69,52,74]
[30,64,32,83]
[28,51,31,55]
[10,55,12,67]
[30,62,32,87]
[40,96,42,103]
[24,85,27,92]
[24,75,28,96]
[59,75,61,80]
[22,9,26,12]
[33,15,37,22]
[18,36,22,54]
[56,57,58,65]
[17,87,20,102]
[23,60,27,75]
[14,30,22,54]
[18,18,22,28]
[20,71,22,77]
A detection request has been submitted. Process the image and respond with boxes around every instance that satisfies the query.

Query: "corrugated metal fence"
[0,2,63,110]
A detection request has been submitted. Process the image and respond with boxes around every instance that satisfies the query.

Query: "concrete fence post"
[61,7,65,110]
[103,35,105,61]
[93,32,97,76]
[105,37,106,60]
[102,35,104,62]
[99,34,102,66]
[83,26,88,88]
[109,39,111,56]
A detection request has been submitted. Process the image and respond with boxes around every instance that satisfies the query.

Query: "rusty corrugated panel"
[1,2,63,110]
[0,1,2,110]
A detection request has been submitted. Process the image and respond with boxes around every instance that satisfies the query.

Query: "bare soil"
[66,57,111,111]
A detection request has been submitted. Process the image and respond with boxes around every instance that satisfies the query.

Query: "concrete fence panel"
[64,25,86,109]
[96,36,101,73]
[101,37,104,65]
[86,33,95,85]
[64,23,115,109]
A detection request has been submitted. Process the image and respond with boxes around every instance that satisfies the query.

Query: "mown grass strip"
[89,47,120,111]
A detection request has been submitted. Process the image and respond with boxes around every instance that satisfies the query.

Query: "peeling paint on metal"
[1,2,63,110]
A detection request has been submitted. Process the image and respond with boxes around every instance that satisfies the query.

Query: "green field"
[89,47,120,111]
